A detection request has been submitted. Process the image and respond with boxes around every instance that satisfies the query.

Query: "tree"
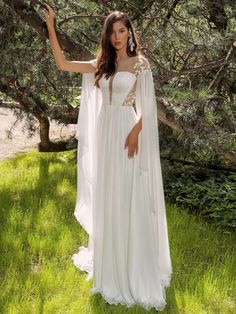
[1,0,235,164]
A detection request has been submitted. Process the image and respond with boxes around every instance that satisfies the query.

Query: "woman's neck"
[116,48,129,61]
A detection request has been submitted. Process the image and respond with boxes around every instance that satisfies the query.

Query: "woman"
[44,3,172,311]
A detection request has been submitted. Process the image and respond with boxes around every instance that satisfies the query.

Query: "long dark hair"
[94,11,140,88]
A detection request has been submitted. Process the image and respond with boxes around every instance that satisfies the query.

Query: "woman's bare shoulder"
[88,59,97,68]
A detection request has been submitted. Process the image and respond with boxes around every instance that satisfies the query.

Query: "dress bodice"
[88,56,150,107]
[100,71,137,107]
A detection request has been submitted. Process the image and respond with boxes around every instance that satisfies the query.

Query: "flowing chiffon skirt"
[72,103,172,311]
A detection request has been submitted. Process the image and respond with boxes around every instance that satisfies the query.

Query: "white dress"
[71,56,173,311]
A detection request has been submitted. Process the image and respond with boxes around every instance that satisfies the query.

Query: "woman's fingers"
[128,144,137,158]
[44,2,55,27]
[124,134,138,158]
[44,3,54,18]
[44,3,51,10]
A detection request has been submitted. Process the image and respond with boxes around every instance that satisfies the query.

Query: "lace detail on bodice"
[88,56,151,107]
[121,57,150,107]
[122,86,136,107]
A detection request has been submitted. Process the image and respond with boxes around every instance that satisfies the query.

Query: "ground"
[0,108,76,160]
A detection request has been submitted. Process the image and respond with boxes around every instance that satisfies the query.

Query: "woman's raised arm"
[44,3,95,73]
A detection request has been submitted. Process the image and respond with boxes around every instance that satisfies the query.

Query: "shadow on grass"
[0,150,84,310]
[0,150,234,313]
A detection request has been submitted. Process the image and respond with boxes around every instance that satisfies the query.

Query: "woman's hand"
[44,3,55,30]
[124,127,139,159]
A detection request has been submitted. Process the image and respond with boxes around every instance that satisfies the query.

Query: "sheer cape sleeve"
[135,61,165,215]
[135,60,172,284]
[74,59,102,236]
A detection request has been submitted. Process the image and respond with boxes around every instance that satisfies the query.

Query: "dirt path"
[0,108,76,160]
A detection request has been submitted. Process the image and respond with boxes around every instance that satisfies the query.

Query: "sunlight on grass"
[0,150,235,313]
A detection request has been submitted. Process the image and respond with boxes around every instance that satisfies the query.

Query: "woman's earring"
[128,31,135,52]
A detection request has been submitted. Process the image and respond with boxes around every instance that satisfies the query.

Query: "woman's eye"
[111,29,125,36]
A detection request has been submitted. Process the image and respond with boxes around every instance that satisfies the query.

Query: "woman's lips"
[115,41,122,45]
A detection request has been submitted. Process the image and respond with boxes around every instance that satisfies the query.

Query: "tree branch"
[3,0,93,59]
[158,56,235,84]
[163,0,180,28]
[162,156,236,173]
[208,41,236,90]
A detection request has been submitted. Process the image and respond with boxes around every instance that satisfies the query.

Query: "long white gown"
[71,56,173,311]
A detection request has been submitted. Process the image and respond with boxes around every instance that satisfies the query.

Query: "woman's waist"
[102,101,135,109]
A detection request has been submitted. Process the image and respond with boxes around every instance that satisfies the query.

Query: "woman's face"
[110,20,129,50]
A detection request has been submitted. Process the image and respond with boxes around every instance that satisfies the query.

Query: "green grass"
[0,150,235,314]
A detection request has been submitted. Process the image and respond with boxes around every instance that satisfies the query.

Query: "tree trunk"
[38,116,51,151]
[37,116,69,152]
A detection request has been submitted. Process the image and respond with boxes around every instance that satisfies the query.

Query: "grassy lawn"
[0,150,235,314]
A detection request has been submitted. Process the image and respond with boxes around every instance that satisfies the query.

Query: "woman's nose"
[114,33,120,40]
